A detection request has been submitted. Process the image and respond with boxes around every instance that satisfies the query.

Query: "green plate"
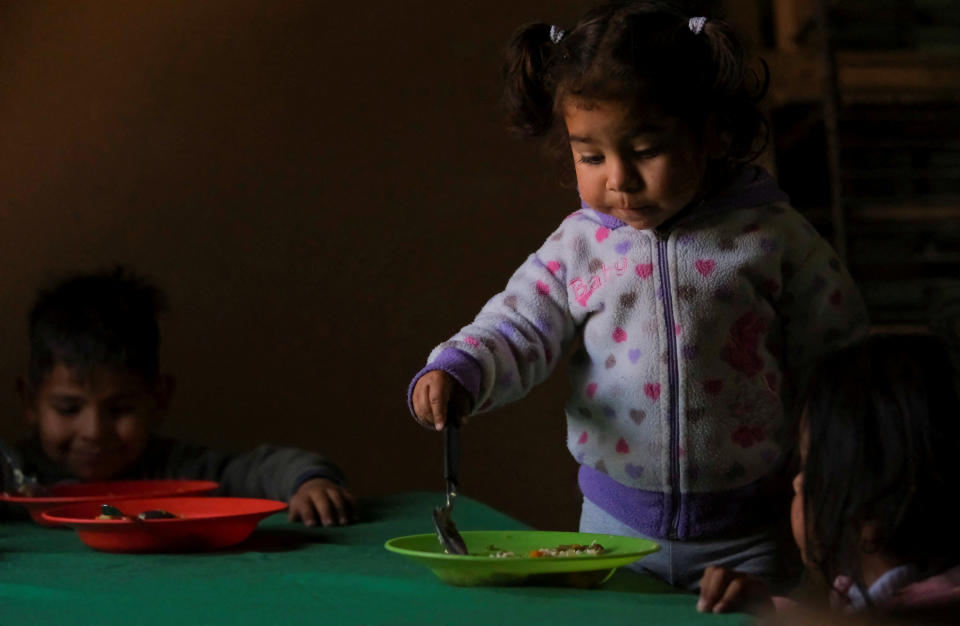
[384,530,659,587]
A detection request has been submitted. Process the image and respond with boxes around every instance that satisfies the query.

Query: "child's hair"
[27,266,167,386]
[801,333,960,592]
[503,0,768,174]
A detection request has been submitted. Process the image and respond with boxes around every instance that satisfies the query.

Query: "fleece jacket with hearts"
[408,166,869,541]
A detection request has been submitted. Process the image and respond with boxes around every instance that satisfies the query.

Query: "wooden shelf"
[763,0,960,325]
[803,202,960,225]
[766,50,960,107]
[850,204,960,222]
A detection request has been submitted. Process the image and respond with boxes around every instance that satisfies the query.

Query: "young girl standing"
[409,1,868,590]
[698,333,960,619]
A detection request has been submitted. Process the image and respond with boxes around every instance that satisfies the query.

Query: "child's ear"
[15,376,38,424]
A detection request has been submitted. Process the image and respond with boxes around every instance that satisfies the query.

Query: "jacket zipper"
[656,233,682,540]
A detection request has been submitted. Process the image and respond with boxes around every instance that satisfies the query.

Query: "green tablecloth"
[0,492,749,625]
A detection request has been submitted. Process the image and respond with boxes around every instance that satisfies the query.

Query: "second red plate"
[40,496,287,552]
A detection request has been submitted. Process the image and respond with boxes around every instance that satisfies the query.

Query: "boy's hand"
[288,478,356,527]
[411,370,470,431]
[697,565,775,615]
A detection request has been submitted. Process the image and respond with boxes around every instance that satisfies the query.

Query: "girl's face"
[563,98,708,230]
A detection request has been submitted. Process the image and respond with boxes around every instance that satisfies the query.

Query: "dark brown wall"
[0,1,592,529]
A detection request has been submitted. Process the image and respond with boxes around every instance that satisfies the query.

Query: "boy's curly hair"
[28,266,167,385]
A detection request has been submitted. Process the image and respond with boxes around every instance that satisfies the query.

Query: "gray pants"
[579,497,802,593]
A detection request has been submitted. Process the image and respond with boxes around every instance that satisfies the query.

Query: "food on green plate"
[486,546,516,558]
[529,542,605,558]
[485,541,605,558]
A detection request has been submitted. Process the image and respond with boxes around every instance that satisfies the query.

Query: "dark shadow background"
[0,0,591,530]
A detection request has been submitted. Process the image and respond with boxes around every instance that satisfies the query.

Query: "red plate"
[41,497,287,552]
[0,479,219,526]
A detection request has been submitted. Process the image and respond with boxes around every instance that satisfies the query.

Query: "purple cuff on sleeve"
[406,347,483,417]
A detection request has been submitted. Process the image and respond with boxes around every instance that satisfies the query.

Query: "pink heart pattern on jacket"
[695,259,716,276]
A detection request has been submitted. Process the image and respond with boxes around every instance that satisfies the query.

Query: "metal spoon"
[433,411,468,555]
[0,435,47,496]
[99,504,130,519]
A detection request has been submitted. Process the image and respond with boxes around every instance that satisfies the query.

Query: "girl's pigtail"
[503,22,561,138]
[700,20,744,99]
[700,19,770,166]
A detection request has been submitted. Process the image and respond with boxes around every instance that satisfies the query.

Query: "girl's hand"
[697,565,775,615]
[288,478,356,527]
[412,370,469,431]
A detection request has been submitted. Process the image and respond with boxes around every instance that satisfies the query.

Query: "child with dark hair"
[698,333,960,619]
[4,267,354,527]
[408,0,868,590]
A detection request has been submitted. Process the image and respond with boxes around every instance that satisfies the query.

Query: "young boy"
[3,267,354,526]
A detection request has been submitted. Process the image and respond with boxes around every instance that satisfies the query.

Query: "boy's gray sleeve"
[144,439,346,502]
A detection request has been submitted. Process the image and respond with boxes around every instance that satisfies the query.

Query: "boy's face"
[23,364,168,481]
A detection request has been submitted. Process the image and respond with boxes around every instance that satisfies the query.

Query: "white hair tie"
[549,25,566,44]
[688,16,707,35]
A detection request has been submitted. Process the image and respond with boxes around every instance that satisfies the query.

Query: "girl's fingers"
[712,577,747,613]
[696,566,729,612]
[700,571,772,615]
[412,379,436,427]
[413,372,461,431]
[427,379,449,430]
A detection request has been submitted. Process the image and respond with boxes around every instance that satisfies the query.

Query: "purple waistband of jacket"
[578,464,791,541]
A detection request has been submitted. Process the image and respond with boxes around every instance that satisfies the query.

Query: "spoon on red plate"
[0,435,47,496]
